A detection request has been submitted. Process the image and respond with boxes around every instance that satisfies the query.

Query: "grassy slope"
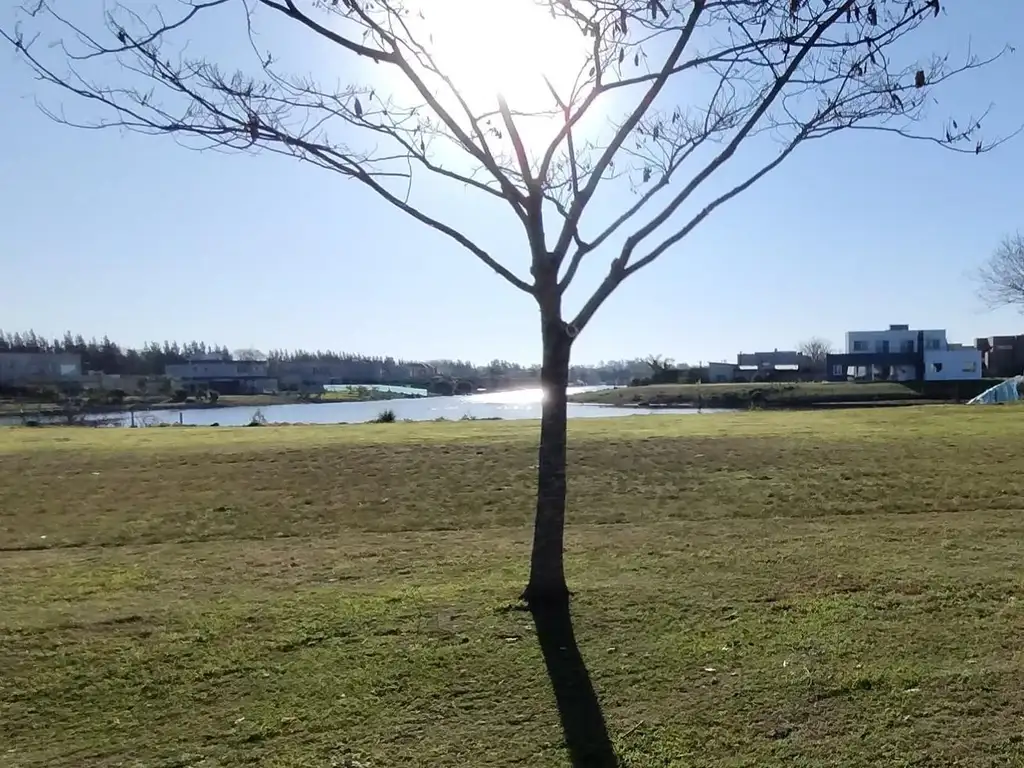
[572,381,955,408]
[3,409,1024,766]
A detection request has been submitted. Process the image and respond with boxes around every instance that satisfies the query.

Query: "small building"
[975,335,1024,378]
[0,352,82,387]
[736,350,810,369]
[706,361,737,382]
[165,358,277,394]
[826,324,981,382]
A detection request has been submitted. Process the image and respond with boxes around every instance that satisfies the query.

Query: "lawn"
[572,380,997,408]
[2,408,1024,767]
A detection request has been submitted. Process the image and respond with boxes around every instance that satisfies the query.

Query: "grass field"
[3,407,1024,767]
[572,380,996,409]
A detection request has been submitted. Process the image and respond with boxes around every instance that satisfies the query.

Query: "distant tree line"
[1,329,663,384]
[0,330,232,377]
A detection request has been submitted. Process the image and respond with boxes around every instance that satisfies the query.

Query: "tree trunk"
[523,313,573,606]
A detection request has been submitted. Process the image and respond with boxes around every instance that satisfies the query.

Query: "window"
[876,340,890,353]
[832,364,844,377]
[927,338,941,350]
[852,340,868,351]
[901,340,915,352]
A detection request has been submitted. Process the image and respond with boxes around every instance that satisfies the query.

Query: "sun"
[413,0,591,122]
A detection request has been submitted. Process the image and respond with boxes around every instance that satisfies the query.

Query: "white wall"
[845,329,947,354]
[923,349,982,381]
[706,362,735,382]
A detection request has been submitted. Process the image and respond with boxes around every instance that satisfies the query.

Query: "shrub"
[246,409,267,427]
[170,388,189,403]
[207,390,220,404]
[372,409,396,423]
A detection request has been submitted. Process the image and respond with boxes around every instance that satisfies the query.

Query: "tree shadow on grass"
[528,598,619,767]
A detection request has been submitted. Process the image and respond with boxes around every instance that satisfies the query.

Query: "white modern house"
[827,324,981,382]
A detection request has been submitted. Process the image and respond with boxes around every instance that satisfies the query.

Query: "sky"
[2,1,1024,366]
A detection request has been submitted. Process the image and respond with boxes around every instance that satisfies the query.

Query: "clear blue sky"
[2,2,1023,365]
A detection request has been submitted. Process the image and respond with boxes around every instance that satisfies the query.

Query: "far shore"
[0,388,429,418]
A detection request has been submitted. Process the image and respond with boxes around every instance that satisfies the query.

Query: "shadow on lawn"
[529,598,619,768]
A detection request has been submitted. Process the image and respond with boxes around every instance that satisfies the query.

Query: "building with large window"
[825,324,981,382]
[0,352,81,387]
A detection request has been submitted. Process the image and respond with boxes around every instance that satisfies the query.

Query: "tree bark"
[523,309,573,606]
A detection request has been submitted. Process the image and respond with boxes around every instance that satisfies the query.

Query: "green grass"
[3,408,1024,766]
[573,380,996,408]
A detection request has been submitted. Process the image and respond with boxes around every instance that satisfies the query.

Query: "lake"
[107,386,714,426]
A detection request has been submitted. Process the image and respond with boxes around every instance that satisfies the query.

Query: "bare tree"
[798,337,834,362]
[978,233,1024,311]
[644,354,675,374]
[2,0,1014,605]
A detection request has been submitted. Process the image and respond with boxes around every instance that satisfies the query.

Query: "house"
[165,357,277,394]
[975,335,1024,378]
[706,361,737,382]
[736,350,811,369]
[0,352,81,387]
[825,324,981,382]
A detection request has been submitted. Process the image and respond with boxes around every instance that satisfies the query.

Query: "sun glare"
[416,0,591,120]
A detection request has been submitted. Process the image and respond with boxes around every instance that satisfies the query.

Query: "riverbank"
[4,408,1024,766]
[0,387,423,418]
[571,380,1001,410]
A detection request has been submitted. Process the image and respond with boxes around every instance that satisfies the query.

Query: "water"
[325,383,428,397]
[86,386,714,426]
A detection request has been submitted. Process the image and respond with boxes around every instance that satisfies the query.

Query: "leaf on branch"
[976,140,983,154]
[789,0,800,18]
[867,3,877,25]
[891,93,903,110]
[247,113,258,142]
[853,5,861,22]
[927,0,940,17]
[619,8,628,34]
[353,97,363,117]
[619,47,625,65]
[914,70,926,88]
[116,28,126,44]
[642,166,651,183]
[648,0,656,20]
[589,65,595,77]
[634,52,639,67]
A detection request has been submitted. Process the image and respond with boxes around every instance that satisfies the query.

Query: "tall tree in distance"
[3,0,1013,605]
[977,233,1024,312]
